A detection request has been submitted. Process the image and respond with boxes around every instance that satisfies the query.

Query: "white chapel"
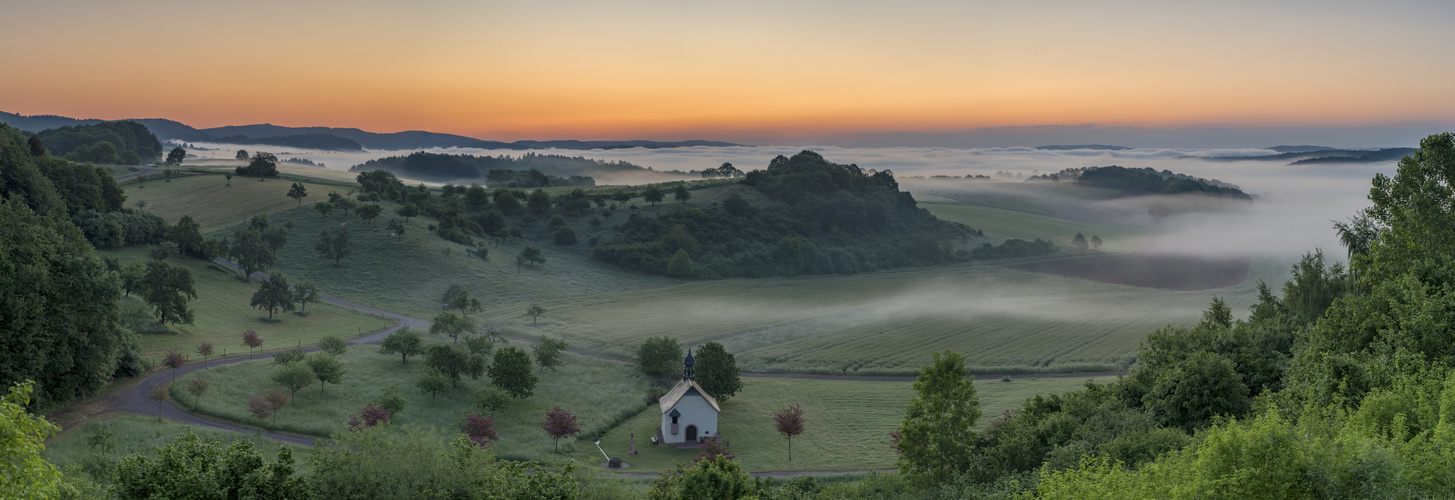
[657,349,721,445]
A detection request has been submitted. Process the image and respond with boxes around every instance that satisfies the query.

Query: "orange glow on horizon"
[3,1,1453,142]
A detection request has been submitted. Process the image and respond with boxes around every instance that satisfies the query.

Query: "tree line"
[33,120,163,165]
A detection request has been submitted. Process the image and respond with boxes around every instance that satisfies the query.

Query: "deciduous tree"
[271,363,315,398]
[242,329,263,354]
[165,147,186,166]
[348,402,391,431]
[196,341,214,369]
[541,406,581,453]
[307,353,346,394]
[293,282,319,314]
[113,429,301,499]
[416,367,451,401]
[774,403,806,461]
[315,228,351,266]
[643,186,664,206]
[185,376,210,409]
[695,342,743,401]
[314,201,334,220]
[357,203,382,225]
[287,182,308,206]
[163,348,187,380]
[379,327,424,364]
[638,336,684,379]
[673,184,691,203]
[431,311,476,343]
[138,260,197,325]
[516,246,545,269]
[1072,232,1088,250]
[0,382,65,499]
[525,304,547,324]
[462,413,499,447]
[166,215,206,258]
[229,228,274,282]
[251,274,295,319]
[489,346,538,399]
[1090,235,1103,250]
[235,149,248,160]
[396,203,420,223]
[533,336,567,373]
[894,349,980,484]
[318,335,348,356]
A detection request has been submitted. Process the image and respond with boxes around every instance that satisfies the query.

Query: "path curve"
[96,258,430,446]
[113,166,161,182]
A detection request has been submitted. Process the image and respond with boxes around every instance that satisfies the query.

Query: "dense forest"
[592,151,1010,278]
[349,151,639,184]
[1028,165,1252,199]
[34,121,163,165]
[0,124,154,410]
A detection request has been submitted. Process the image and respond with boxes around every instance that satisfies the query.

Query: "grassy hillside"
[597,375,1116,472]
[122,172,356,233]
[104,248,393,360]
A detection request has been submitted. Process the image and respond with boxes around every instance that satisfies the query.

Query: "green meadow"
[102,248,393,360]
[169,337,653,461]
[596,375,1117,473]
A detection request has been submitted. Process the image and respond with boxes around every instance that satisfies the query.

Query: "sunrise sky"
[4,0,1453,146]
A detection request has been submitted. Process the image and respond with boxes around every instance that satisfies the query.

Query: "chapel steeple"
[683,349,695,381]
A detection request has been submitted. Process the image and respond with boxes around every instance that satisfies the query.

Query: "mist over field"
[188,142,1396,264]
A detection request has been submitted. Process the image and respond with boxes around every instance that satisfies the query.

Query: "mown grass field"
[479,263,1274,375]
[122,171,355,233]
[169,337,653,461]
[102,248,394,360]
[43,415,308,474]
[597,375,1117,473]
[919,202,1147,253]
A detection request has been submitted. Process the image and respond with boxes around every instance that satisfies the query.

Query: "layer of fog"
[186,141,1396,263]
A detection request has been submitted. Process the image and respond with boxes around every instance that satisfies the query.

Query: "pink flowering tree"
[541,406,580,453]
[462,413,499,447]
[348,403,391,431]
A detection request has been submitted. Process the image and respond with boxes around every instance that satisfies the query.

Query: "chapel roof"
[659,378,721,413]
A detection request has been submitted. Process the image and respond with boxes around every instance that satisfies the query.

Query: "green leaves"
[895,349,980,484]
[695,342,742,401]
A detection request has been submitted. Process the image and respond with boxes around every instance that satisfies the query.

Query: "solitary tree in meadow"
[229,229,275,282]
[166,147,186,166]
[525,304,546,325]
[251,274,295,319]
[186,377,211,409]
[673,185,691,204]
[533,336,567,373]
[316,228,351,267]
[774,403,806,461]
[379,327,424,364]
[1072,232,1089,250]
[224,172,233,186]
[242,329,263,354]
[196,341,214,369]
[287,182,308,206]
[643,186,664,206]
[1090,235,1103,250]
[294,282,320,314]
[516,247,545,269]
[541,406,581,453]
[138,260,197,326]
[236,149,249,160]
